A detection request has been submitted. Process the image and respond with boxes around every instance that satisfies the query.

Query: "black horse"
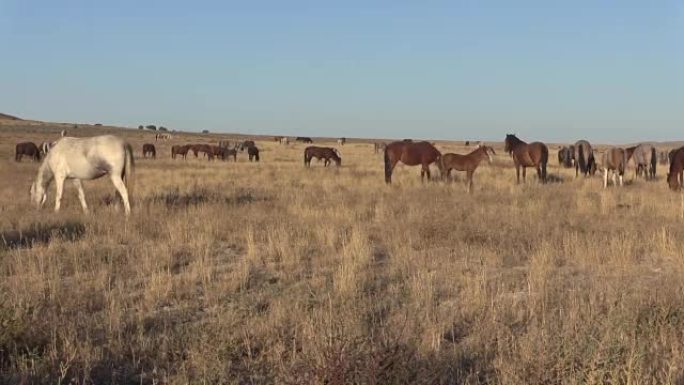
[16,142,41,162]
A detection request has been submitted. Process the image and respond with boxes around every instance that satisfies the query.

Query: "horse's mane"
[504,134,525,153]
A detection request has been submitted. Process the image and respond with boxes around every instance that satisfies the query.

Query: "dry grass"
[2,123,684,384]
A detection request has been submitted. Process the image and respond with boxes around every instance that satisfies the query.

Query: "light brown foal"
[438,145,496,193]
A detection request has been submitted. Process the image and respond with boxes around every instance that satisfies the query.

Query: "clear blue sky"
[1,1,682,142]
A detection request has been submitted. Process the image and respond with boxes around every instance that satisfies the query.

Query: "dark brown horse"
[296,137,314,143]
[239,140,256,151]
[142,143,156,158]
[504,134,548,184]
[15,142,41,162]
[304,146,341,167]
[667,147,684,190]
[384,141,441,184]
[574,140,595,177]
[558,146,574,168]
[669,148,682,165]
[248,146,260,162]
[171,145,190,159]
[438,145,495,193]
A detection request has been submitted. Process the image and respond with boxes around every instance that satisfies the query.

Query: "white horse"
[30,135,134,215]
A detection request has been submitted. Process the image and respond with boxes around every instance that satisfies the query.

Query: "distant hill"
[0,113,21,121]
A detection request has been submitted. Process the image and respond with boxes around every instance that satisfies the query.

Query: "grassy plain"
[2,122,684,384]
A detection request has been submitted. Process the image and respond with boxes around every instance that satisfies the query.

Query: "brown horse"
[304,146,341,167]
[667,147,684,190]
[574,140,595,177]
[142,143,156,158]
[504,134,548,184]
[15,142,41,162]
[438,145,495,193]
[171,145,190,159]
[189,144,214,159]
[601,148,626,188]
[384,141,441,184]
[374,142,387,154]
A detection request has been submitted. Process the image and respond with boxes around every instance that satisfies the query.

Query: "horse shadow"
[0,221,86,249]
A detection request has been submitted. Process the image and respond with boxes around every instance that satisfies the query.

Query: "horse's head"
[485,146,496,163]
[504,134,515,154]
[30,181,47,209]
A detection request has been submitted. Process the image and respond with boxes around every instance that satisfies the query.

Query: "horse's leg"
[54,174,66,212]
[424,163,431,181]
[73,179,88,213]
[603,168,609,188]
[618,173,624,187]
[110,175,131,215]
[466,170,473,193]
[515,165,520,184]
[522,167,527,183]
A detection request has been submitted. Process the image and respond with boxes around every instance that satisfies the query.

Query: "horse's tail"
[541,145,549,182]
[123,142,134,199]
[651,146,657,178]
[577,145,587,174]
[384,146,392,184]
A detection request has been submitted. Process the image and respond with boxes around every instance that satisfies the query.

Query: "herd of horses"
[12,132,684,217]
[382,135,684,191]
[168,141,259,162]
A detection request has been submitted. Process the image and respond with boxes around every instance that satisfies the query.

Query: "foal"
[438,145,495,193]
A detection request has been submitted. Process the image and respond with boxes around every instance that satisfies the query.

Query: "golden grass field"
[2,121,684,384]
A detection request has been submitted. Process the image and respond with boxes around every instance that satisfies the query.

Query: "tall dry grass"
[1,123,684,384]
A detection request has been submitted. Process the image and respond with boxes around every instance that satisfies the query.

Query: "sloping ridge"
[0,112,21,120]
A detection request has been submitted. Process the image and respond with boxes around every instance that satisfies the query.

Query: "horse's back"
[49,135,128,174]
[387,141,440,165]
[515,142,547,165]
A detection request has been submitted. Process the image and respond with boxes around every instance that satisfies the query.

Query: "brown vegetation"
[2,123,684,384]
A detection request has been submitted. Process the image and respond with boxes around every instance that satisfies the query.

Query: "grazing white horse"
[30,135,134,215]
